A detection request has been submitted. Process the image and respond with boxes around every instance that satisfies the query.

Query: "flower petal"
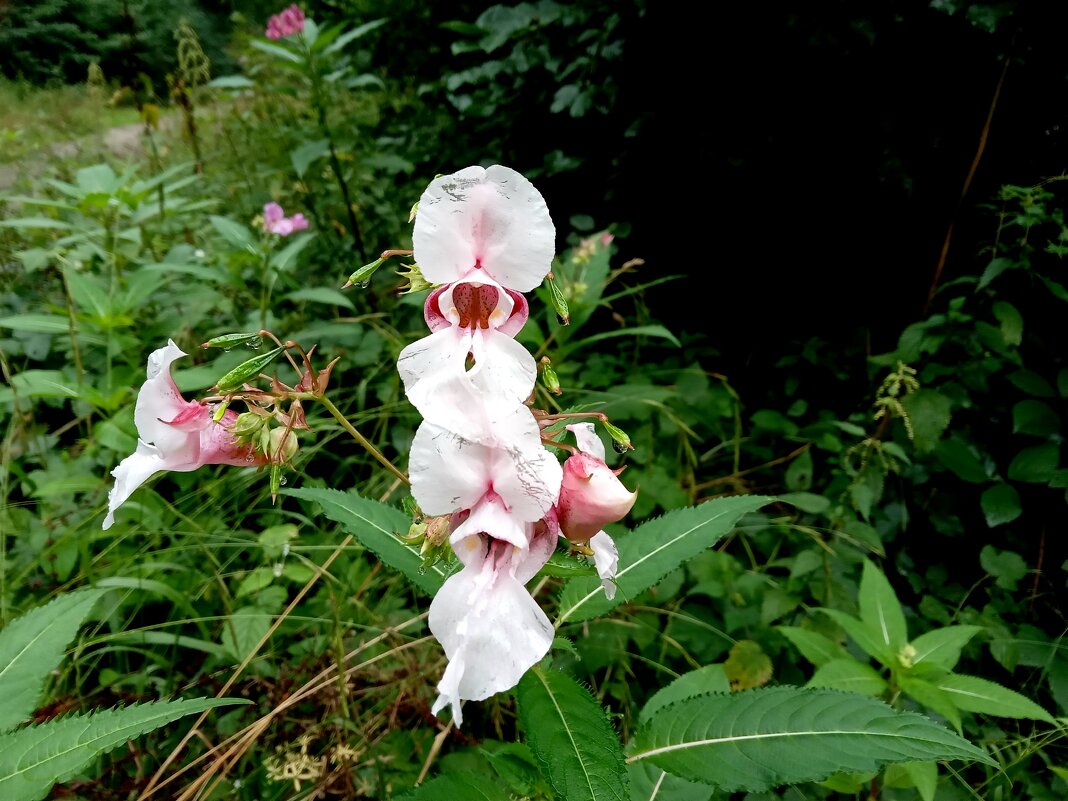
[414,165,555,291]
[399,327,536,442]
[428,542,553,724]
[589,531,619,600]
[103,441,167,529]
[566,422,606,461]
[134,341,206,458]
[451,492,529,550]
[409,422,493,516]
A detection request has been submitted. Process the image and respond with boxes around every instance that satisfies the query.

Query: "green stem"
[259,247,273,330]
[313,394,408,485]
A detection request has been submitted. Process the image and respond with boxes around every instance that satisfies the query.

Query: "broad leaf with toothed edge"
[629,687,993,792]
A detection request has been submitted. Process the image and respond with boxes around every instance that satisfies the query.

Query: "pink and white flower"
[103,341,264,530]
[555,423,636,599]
[265,4,305,39]
[398,166,555,435]
[263,202,309,236]
[428,524,556,726]
[409,413,562,548]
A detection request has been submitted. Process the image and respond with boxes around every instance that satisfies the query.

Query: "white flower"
[429,526,557,726]
[103,340,263,529]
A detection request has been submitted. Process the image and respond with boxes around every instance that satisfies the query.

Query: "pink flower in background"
[266,4,305,39]
[103,341,266,530]
[263,202,309,236]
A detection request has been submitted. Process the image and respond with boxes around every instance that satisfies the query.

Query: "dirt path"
[0,118,176,191]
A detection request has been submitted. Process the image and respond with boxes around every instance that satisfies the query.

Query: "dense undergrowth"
[0,1,1066,799]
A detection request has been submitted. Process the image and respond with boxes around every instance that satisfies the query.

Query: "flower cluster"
[399,166,636,725]
[265,4,305,40]
[103,341,267,530]
[263,202,309,236]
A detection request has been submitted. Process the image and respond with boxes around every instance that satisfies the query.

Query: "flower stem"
[314,394,408,485]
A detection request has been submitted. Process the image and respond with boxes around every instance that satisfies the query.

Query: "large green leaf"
[858,560,908,654]
[806,659,888,696]
[284,488,448,595]
[0,698,246,801]
[819,608,895,667]
[0,590,106,733]
[399,771,513,800]
[625,762,714,801]
[777,626,847,667]
[629,687,993,792]
[908,626,983,671]
[517,666,627,801]
[935,674,1054,722]
[639,665,729,725]
[556,495,772,625]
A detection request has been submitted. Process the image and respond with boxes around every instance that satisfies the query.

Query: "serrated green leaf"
[284,488,448,595]
[859,560,908,654]
[398,771,513,800]
[640,665,729,725]
[819,608,895,667]
[625,762,714,801]
[517,666,627,801]
[628,687,993,792]
[898,676,962,731]
[556,495,772,625]
[0,590,107,733]
[934,436,988,483]
[1007,369,1055,398]
[935,674,1054,722]
[901,390,952,452]
[909,626,983,671]
[980,483,1022,527]
[0,698,247,801]
[777,626,847,667]
[807,659,888,696]
[904,761,938,801]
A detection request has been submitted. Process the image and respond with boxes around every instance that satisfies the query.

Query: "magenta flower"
[263,202,310,236]
[265,4,305,39]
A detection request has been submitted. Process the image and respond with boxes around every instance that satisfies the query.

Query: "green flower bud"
[200,332,264,350]
[215,346,285,393]
[546,274,570,325]
[269,427,299,462]
[344,257,383,289]
[539,357,562,395]
[603,420,633,452]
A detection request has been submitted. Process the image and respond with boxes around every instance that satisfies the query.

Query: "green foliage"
[556,495,773,625]
[0,589,105,732]
[0,698,246,801]
[517,666,627,801]
[630,688,994,791]
[285,487,449,595]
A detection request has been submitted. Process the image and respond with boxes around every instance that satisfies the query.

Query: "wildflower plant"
[93,164,994,799]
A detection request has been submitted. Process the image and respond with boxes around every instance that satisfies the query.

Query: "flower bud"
[269,427,299,462]
[556,452,637,542]
[215,346,285,393]
[539,356,561,395]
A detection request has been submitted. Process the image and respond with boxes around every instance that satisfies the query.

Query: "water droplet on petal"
[358,279,371,289]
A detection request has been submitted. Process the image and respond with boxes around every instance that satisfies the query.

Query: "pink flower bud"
[556,452,636,542]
